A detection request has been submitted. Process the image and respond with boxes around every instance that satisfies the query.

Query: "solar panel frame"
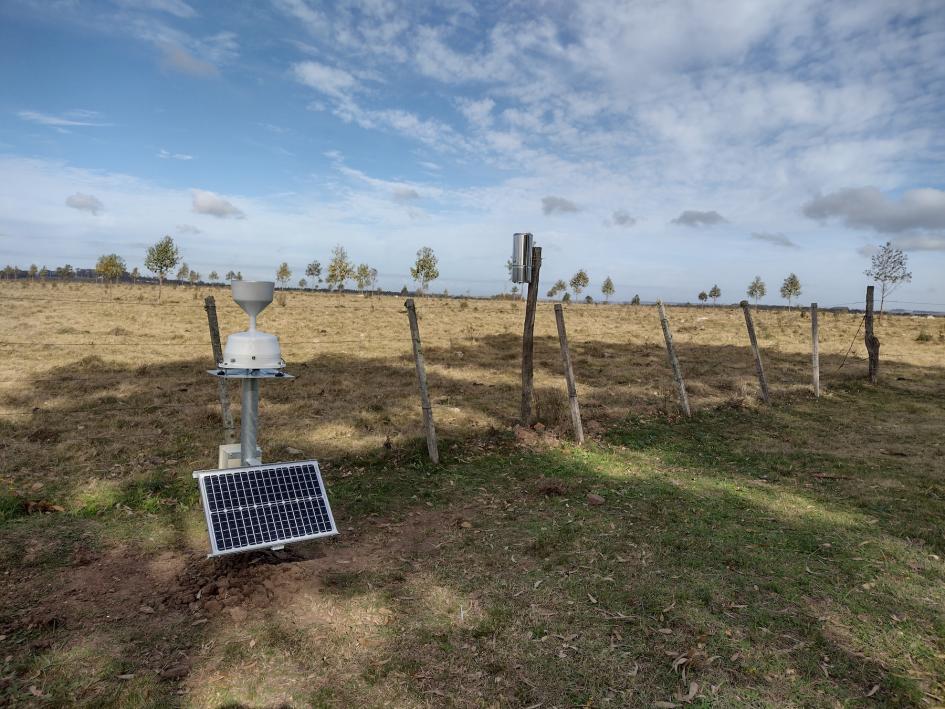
[193,460,338,557]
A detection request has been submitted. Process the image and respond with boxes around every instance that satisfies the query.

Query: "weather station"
[192,280,337,557]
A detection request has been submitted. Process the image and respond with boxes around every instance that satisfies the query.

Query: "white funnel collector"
[221,281,284,369]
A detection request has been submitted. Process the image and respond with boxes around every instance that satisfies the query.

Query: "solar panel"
[193,460,338,557]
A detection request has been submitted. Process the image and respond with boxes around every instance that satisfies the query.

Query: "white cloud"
[803,187,945,233]
[157,149,194,160]
[191,189,245,219]
[115,0,196,18]
[18,110,111,127]
[457,97,495,129]
[65,193,104,215]
[291,61,358,98]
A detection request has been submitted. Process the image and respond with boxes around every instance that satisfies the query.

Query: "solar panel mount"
[193,460,337,557]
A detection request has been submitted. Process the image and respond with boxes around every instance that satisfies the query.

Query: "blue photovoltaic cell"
[194,461,337,556]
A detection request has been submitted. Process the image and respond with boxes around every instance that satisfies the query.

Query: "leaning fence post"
[740,300,771,404]
[520,246,543,425]
[204,295,236,443]
[865,286,880,384]
[553,304,584,443]
[656,300,691,417]
[405,298,439,464]
[811,302,820,397]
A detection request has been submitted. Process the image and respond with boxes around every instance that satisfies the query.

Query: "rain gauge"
[192,281,337,557]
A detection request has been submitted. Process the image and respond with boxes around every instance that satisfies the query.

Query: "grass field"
[1,282,943,707]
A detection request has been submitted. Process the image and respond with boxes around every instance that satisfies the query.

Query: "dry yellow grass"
[1,281,941,470]
[1,282,943,707]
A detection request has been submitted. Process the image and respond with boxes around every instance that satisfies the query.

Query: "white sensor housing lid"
[221,280,284,369]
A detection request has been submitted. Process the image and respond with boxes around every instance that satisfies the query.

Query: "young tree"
[235,271,243,281]
[631,294,641,305]
[144,235,181,301]
[746,276,766,306]
[39,265,49,282]
[326,245,354,290]
[584,295,594,304]
[369,267,378,292]
[601,276,615,302]
[208,270,219,283]
[865,242,911,318]
[708,284,721,305]
[276,262,292,288]
[28,264,38,282]
[130,267,140,285]
[698,291,708,305]
[410,246,439,294]
[189,270,200,287]
[96,253,126,289]
[546,279,567,298]
[298,278,307,289]
[569,269,589,295]
[780,273,801,308]
[175,262,190,285]
[355,263,372,292]
[511,284,519,298]
[225,270,236,281]
[561,292,571,303]
[305,260,322,288]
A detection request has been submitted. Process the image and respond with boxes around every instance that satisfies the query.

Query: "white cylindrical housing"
[511,232,533,283]
[221,331,284,369]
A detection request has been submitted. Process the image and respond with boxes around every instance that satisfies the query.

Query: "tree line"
[2,240,912,315]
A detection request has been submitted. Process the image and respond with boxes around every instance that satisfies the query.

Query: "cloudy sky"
[1,0,943,305]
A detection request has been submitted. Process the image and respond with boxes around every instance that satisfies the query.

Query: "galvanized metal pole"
[204,295,236,443]
[553,303,584,443]
[657,300,692,417]
[740,300,771,404]
[405,298,439,464]
[520,246,542,425]
[811,302,820,397]
[240,378,259,466]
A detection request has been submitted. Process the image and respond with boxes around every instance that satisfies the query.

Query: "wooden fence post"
[553,304,584,443]
[740,300,771,404]
[811,302,820,397]
[865,286,880,384]
[405,298,439,464]
[657,300,692,417]
[520,246,542,425]
[204,295,236,443]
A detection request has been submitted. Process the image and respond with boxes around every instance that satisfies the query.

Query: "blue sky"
[0,0,943,305]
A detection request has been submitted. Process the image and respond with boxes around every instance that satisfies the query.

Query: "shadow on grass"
[0,339,943,704]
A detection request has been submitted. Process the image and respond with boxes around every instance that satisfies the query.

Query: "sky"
[0,0,944,306]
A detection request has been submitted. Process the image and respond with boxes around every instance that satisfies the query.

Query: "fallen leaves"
[26,499,65,514]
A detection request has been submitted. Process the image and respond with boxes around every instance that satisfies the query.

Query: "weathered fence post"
[204,295,236,443]
[740,300,771,404]
[405,298,439,464]
[520,246,542,425]
[657,300,692,417]
[553,304,584,443]
[811,302,820,397]
[865,286,880,384]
